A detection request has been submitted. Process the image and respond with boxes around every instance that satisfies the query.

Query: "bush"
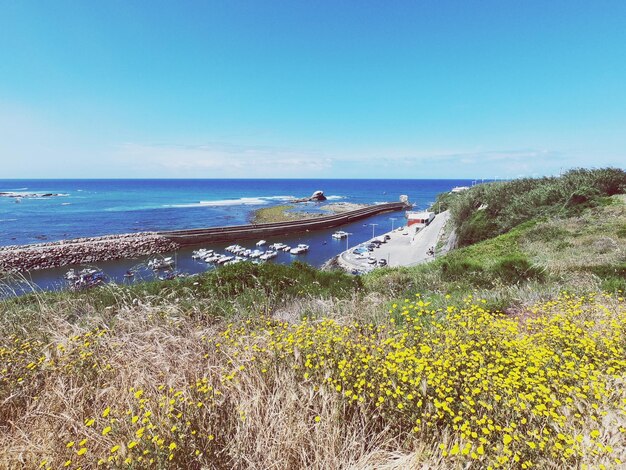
[439,258,486,284]
[198,261,362,300]
[491,254,544,284]
[456,210,499,247]
[447,168,626,247]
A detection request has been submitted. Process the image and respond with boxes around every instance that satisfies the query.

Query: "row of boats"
[190,241,310,265]
[63,238,315,290]
[64,268,107,290]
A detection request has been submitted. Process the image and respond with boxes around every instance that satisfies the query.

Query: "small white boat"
[289,244,309,255]
[282,246,292,252]
[256,240,266,247]
[64,269,78,280]
[79,268,99,276]
[260,250,278,261]
[249,249,263,258]
[332,231,348,240]
[148,257,174,269]
[159,270,185,281]
[192,248,213,259]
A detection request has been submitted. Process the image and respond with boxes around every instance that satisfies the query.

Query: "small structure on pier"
[405,210,435,228]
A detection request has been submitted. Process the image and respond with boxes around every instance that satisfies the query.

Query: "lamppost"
[345,232,352,251]
[370,223,378,239]
[390,217,397,231]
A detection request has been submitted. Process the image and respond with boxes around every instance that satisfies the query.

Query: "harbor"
[0,201,408,274]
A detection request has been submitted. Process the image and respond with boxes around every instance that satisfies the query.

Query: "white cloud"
[114,142,334,177]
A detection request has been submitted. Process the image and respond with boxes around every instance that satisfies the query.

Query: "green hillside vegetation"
[433,167,626,246]
[2,169,625,469]
[368,192,625,311]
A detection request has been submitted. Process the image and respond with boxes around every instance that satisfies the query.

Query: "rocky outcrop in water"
[0,233,179,273]
[290,190,328,203]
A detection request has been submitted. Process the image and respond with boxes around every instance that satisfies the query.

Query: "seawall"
[158,202,408,245]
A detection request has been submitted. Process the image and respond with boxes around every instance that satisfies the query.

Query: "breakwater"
[0,202,408,273]
[0,233,179,273]
[158,202,408,245]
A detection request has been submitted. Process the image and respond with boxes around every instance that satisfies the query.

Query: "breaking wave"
[167,195,296,208]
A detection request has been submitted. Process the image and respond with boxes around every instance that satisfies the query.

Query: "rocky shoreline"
[0,233,179,273]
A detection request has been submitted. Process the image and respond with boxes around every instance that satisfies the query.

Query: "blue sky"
[1,1,625,178]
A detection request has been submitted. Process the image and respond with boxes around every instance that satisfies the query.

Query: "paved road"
[337,211,450,272]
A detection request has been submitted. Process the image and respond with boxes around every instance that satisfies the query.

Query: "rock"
[310,190,327,201]
[290,190,328,203]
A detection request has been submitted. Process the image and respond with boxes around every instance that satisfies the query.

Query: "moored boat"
[148,257,174,269]
[289,244,309,255]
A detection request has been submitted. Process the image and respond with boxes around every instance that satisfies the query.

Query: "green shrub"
[491,254,544,284]
[440,258,485,282]
[446,168,626,247]
[456,210,499,247]
[197,261,362,300]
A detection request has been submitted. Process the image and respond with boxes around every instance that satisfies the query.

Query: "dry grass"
[2,289,625,469]
[0,293,438,469]
[522,198,626,275]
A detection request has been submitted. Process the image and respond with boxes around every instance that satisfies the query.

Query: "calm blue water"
[0,179,471,295]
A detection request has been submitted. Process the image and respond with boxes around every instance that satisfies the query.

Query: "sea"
[0,179,472,295]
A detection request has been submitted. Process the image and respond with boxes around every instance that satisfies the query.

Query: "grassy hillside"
[1,171,626,469]
[367,193,625,311]
[435,168,626,247]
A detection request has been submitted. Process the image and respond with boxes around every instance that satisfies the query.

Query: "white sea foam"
[263,195,296,201]
[167,195,296,208]
[325,195,344,200]
[1,191,69,197]
[0,219,18,222]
